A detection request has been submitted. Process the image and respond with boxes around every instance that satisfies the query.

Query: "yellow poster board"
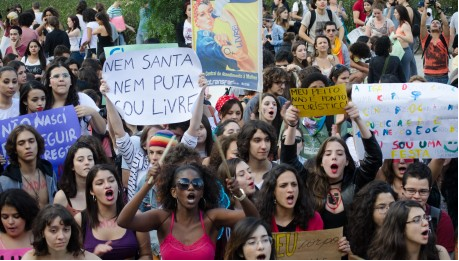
[290,84,348,117]
[273,227,343,260]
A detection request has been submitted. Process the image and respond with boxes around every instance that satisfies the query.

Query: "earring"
[92,195,96,202]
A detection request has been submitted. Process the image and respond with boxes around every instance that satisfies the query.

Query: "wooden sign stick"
[147,135,176,185]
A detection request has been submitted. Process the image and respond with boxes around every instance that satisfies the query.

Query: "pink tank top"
[160,211,215,260]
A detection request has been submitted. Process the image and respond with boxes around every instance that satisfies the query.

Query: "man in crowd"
[324,21,350,67]
[5,26,27,58]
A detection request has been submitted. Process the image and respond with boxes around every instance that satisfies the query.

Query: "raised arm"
[100,80,127,139]
[184,75,207,139]
[420,1,429,39]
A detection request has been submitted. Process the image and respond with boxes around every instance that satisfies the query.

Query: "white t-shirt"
[449,12,458,34]
[292,0,308,18]
[301,9,342,53]
[82,21,98,49]
[34,11,43,25]
[77,92,100,135]
[77,14,87,39]
[0,99,20,120]
[68,29,82,52]
[183,19,192,45]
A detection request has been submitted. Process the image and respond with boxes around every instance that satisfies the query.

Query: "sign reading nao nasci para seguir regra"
[0,106,81,178]
[273,227,343,260]
[102,48,202,125]
[290,84,348,117]
[352,83,458,159]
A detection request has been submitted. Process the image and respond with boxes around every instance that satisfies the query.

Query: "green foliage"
[147,0,185,42]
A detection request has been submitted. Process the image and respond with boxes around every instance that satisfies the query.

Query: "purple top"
[83,222,139,260]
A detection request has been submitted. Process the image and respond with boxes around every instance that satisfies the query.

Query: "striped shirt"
[107,6,123,19]
[116,133,149,201]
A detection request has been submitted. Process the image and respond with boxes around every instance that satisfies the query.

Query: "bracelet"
[287,121,298,127]
[233,188,246,201]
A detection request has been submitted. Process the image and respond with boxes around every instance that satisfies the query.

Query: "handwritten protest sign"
[0,106,81,178]
[104,43,179,58]
[352,83,458,159]
[273,227,343,260]
[290,84,348,117]
[192,0,261,90]
[102,48,202,125]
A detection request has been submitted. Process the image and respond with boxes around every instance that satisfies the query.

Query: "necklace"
[22,169,41,202]
[326,187,342,211]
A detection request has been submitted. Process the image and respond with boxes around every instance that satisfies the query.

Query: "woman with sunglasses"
[368,200,450,259]
[224,217,275,260]
[347,180,397,259]
[118,163,259,260]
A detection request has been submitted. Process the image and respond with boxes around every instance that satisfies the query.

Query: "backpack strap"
[430,206,441,233]
[422,34,450,63]
[381,55,390,75]
[326,9,333,22]
[308,10,316,33]
[439,34,451,59]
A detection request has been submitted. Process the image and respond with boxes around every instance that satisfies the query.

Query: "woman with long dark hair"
[19,80,47,115]
[42,61,106,135]
[67,15,83,65]
[367,200,450,259]
[20,39,47,80]
[347,180,397,259]
[93,12,113,59]
[393,5,416,81]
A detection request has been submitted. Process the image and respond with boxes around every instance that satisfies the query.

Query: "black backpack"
[411,7,422,37]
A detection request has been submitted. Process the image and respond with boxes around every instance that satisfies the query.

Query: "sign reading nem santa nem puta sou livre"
[351,83,458,159]
[290,84,348,117]
[273,227,343,260]
[0,106,81,179]
[102,48,202,125]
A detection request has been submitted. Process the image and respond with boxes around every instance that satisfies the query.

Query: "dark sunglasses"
[176,178,204,191]
[281,136,304,144]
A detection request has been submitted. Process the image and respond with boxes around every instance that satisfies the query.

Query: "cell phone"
[266,35,272,40]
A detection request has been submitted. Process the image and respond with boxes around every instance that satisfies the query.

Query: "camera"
[429,0,436,6]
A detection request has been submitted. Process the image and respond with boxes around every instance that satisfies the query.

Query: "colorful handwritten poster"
[192,0,261,90]
[290,84,348,117]
[104,43,179,57]
[0,106,81,178]
[352,83,458,159]
[102,48,202,125]
[273,227,343,260]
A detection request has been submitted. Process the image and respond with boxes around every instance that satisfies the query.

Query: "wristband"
[233,188,246,201]
[287,121,298,128]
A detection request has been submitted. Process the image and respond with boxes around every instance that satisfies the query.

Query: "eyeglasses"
[373,202,394,214]
[50,73,71,79]
[406,214,432,224]
[281,136,303,144]
[403,187,430,196]
[244,236,273,247]
[176,178,204,191]
[274,81,287,85]
[326,29,336,32]
[276,64,288,69]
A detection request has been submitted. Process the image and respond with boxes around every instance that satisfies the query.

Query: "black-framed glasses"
[403,187,430,196]
[176,178,204,191]
[281,136,304,144]
[406,215,431,224]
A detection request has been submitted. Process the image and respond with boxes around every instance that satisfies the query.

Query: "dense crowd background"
[0,0,457,260]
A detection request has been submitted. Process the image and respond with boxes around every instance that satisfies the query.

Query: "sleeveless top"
[97,35,114,57]
[65,193,82,216]
[312,59,333,77]
[83,220,139,259]
[160,211,216,260]
[0,236,32,260]
[369,18,393,37]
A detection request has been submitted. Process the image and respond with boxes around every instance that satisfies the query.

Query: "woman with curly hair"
[255,164,324,234]
[347,180,397,259]
[117,163,259,259]
[22,204,99,260]
[367,200,450,259]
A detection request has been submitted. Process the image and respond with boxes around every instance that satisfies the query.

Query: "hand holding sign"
[102,48,202,125]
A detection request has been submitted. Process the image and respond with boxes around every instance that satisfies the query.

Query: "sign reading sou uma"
[102,48,203,125]
[351,83,458,159]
